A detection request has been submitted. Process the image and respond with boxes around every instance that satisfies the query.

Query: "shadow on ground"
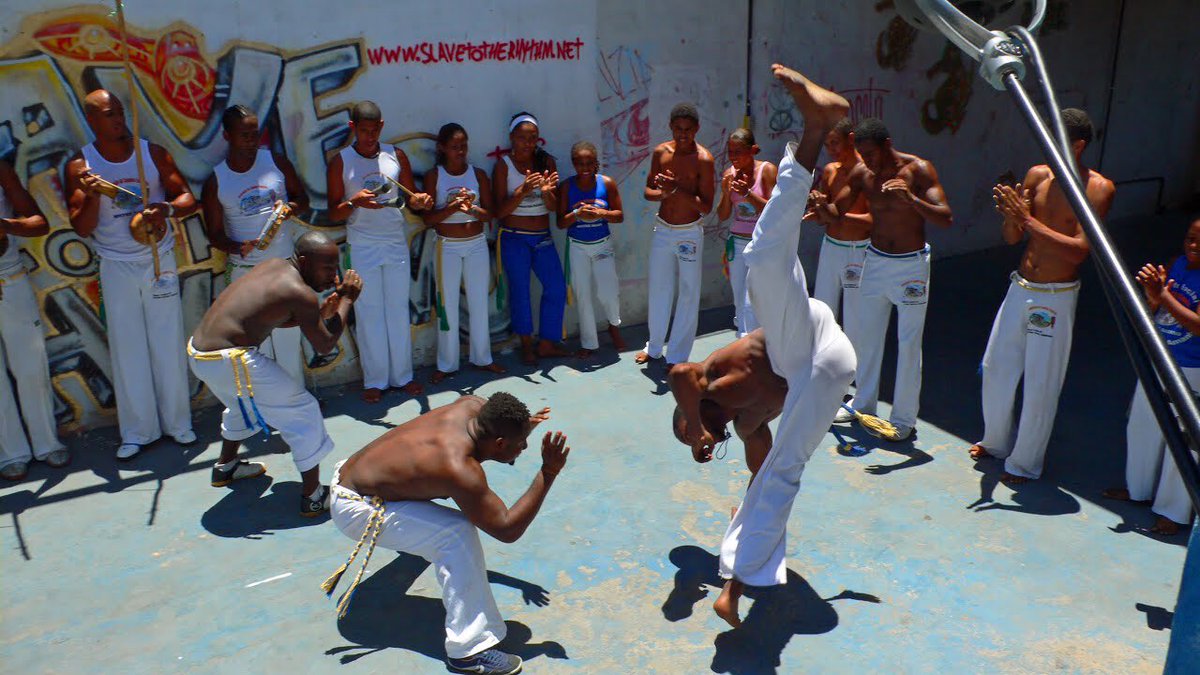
[664,545,881,674]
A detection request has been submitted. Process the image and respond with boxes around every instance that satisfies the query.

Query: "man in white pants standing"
[635,103,715,367]
[970,109,1114,483]
[0,160,68,480]
[325,392,567,675]
[202,105,310,387]
[682,65,856,628]
[833,118,953,441]
[327,101,433,402]
[64,90,198,461]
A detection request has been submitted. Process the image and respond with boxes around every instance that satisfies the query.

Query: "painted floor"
[2,213,1191,674]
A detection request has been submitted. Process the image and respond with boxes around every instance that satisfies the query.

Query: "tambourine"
[254,201,291,251]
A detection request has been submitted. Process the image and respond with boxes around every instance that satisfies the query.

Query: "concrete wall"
[0,0,1196,435]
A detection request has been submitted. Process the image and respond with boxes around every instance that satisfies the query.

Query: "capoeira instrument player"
[556,140,628,357]
[831,117,954,442]
[188,232,360,516]
[323,392,566,675]
[0,161,68,480]
[671,65,856,628]
[326,100,434,403]
[969,109,1114,483]
[804,117,872,347]
[1104,217,1200,534]
[634,103,716,367]
[64,90,198,461]
[202,104,311,387]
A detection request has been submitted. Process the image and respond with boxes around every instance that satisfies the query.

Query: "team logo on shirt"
[1027,306,1057,337]
[238,186,279,214]
[735,201,759,220]
[112,182,143,211]
[901,279,927,304]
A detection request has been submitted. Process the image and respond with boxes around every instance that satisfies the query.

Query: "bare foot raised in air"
[361,387,383,404]
[967,444,992,461]
[400,381,424,396]
[713,580,744,628]
[771,64,849,129]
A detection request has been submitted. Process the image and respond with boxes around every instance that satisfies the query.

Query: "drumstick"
[384,174,417,199]
[113,0,160,279]
[86,172,140,199]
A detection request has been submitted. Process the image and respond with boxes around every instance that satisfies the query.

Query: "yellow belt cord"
[189,345,269,435]
[320,492,386,618]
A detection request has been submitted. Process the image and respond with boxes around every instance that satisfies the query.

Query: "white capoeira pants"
[187,340,332,472]
[721,144,857,586]
[977,273,1079,479]
[353,257,414,390]
[849,245,931,429]
[725,233,758,337]
[228,261,305,387]
[100,256,192,445]
[1124,369,1200,524]
[330,462,504,659]
[812,235,868,350]
[0,273,65,467]
[566,236,621,351]
[436,234,493,374]
[644,217,703,364]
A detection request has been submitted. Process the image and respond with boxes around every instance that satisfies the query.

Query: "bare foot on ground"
[361,387,383,403]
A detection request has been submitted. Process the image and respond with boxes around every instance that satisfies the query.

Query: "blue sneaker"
[446,648,522,674]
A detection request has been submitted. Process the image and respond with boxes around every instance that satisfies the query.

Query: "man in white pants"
[833,118,953,441]
[189,232,359,516]
[64,90,199,461]
[635,103,715,367]
[202,105,310,387]
[327,101,434,402]
[0,160,68,480]
[969,109,1114,483]
[675,65,856,628]
[804,117,872,347]
[325,392,567,675]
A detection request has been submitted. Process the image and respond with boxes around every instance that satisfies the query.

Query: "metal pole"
[1003,72,1200,510]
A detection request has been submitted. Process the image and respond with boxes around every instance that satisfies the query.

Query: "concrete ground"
[2,212,1192,674]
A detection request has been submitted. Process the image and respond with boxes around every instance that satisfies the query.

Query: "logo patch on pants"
[901,279,927,304]
[843,263,863,288]
[676,241,697,262]
[1027,306,1057,336]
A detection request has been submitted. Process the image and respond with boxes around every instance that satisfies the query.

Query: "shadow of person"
[663,545,880,674]
[1135,602,1174,631]
[327,554,568,667]
[563,348,622,374]
[967,458,1080,516]
[639,359,671,397]
[200,478,328,538]
[863,441,933,475]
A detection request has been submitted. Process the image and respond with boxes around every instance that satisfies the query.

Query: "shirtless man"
[635,103,716,366]
[834,117,953,441]
[805,117,873,347]
[668,65,856,629]
[188,232,362,516]
[326,392,567,675]
[969,108,1115,484]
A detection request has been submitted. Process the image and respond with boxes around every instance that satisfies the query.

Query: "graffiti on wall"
[0,7,513,433]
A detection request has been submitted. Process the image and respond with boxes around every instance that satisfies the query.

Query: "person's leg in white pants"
[569,240,599,351]
[977,283,1027,456]
[728,242,755,337]
[436,240,465,374]
[462,238,493,368]
[142,258,192,439]
[592,240,622,333]
[382,257,415,388]
[353,265,390,391]
[885,257,930,430]
[643,228,677,359]
[848,259,892,417]
[331,492,506,659]
[1002,291,1076,480]
[665,229,702,365]
[1123,368,1200,526]
[0,276,64,467]
[812,237,843,317]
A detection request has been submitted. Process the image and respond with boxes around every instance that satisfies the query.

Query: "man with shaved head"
[65,89,200,461]
[189,231,363,516]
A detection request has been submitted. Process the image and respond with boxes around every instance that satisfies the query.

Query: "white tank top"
[340,145,406,244]
[0,185,20,277]
[502,155,549,217]
[80,140,170,262]
[214,149,292,264]
[435,165,481,225]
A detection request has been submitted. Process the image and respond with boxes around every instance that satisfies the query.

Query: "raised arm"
[395,147,433,211]
[148,144,198,221]
[294,271,361,354]
[911,160,953,228]
[695,150,715,216]
[539,156,559,213]
[644,145,669,201]
[65,152,101,238]
[717,168,734,221]
[274,152,310,215]
[603,176,624,223]
[450,431,569,543]
[492,157,538,220]
[0,161,49,237]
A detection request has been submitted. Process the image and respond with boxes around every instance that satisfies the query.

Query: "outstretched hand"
[541,431,570,477]
[690,429,717,464]
[529,407,551,428]
[1136,263,1168,299]
[338,269,363,302]
[993,183,1032,222]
